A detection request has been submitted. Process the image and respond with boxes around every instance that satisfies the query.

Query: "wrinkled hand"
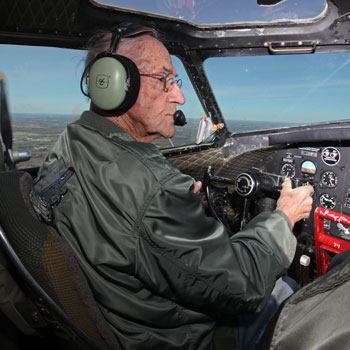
[276,178,314,228]
[192,177,202,195]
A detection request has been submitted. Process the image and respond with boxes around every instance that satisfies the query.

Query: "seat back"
[0,170,120,349]
[257,250,350,350]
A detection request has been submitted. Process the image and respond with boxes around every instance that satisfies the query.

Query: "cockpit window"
[152,55,206,148]
[204,52,350,133]
[0,45,204,167]
[94,0,327,25]
[1,44,88,168]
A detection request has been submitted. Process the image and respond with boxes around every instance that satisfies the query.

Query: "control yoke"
[204,167,294,231]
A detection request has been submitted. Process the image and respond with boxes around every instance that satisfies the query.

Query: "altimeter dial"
[320,171,338,188]
[281,163,296,178]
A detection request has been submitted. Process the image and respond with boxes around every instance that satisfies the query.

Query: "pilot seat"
[0,170,121,349]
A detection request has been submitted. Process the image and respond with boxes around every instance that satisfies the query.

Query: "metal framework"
[1,0,350,131]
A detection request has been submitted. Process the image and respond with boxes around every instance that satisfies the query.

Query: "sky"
[2,0,344,126]
[204,53,350,123]
[1,43,350,125]
[0,45,90,117]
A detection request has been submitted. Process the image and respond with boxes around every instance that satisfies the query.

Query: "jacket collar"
[76,110,135,142]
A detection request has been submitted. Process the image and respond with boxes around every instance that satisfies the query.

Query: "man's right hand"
[276,178,314,228]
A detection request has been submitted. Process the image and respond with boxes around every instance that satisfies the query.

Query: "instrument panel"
[200,142,350,283]
[254,145,350,243]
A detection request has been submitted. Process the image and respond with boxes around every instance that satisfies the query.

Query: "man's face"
[123,36,185,142]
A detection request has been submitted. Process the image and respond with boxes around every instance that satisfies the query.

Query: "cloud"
[11,103,42,114]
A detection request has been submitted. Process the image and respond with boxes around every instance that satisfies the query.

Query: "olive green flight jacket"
[32,111,296,350]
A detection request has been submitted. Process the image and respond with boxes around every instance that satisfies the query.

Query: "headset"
[80,23,157,115]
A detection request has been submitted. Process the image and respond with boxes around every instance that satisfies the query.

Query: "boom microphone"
[173,110,186,126]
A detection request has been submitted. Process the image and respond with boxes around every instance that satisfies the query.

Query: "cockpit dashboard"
[169,127,350,287]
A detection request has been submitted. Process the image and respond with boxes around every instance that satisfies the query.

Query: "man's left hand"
[192,178,202,194]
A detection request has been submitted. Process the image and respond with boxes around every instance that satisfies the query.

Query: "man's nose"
[168,83,185,105]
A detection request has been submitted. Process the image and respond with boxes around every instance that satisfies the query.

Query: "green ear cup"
[86,54,140,114]
[88,56,129,111]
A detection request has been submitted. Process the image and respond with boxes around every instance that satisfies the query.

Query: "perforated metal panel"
[0,0,79,33]
[169,146,275,182]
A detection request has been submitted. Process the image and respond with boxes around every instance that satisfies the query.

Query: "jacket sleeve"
[136,173,296,315]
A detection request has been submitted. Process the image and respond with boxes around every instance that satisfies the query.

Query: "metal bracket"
[265,40,319,54]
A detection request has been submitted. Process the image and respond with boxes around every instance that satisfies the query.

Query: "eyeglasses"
[139,72,182,92]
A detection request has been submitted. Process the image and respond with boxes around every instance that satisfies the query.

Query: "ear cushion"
[87,54,140,114]
[113,55,140,114]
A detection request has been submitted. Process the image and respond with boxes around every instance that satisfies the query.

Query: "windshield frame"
[2,0,350,146]
[91,0,328,27]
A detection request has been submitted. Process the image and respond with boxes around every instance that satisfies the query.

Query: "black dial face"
[320,171,338,188]
[236,173,254,196]
[281,163,296,178]
[319,193,336,209]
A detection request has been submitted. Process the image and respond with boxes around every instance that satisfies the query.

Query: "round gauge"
[281,163,296,178]
[321,147,340,166]
[320,171,338,188]
[301,160,316,175]
[319,193,336,210]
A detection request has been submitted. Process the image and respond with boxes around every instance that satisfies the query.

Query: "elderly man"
[31,25,313,350]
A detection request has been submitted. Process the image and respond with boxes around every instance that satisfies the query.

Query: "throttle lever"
[291,177,303,188]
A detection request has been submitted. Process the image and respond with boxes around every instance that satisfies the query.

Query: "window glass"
[94,0,326,25]
[152,55,206,148]
[0,46,204,169]
[204,52,350,133]
[0,44,89,168]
